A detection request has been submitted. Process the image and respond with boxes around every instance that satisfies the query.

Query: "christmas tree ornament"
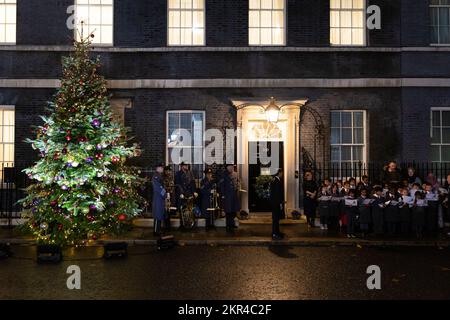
[40,222,49,231]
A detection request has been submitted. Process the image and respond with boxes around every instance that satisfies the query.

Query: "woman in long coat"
[303,171,318,228]
[152,163,167,236]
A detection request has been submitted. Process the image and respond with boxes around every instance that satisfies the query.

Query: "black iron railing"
[0,164,28,227]
[302,162,450,186]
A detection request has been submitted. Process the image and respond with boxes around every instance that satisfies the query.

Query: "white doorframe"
[231,98,307,214]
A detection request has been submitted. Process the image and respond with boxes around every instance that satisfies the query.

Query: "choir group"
[303,163,450,239]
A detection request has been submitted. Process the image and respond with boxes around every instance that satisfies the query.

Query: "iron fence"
[303,162,450,186]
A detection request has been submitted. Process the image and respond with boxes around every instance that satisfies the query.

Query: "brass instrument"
[180,196,196,229]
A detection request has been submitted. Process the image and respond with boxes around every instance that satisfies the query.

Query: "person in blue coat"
[200,168,216,230]
[219,164,241,233]
[152,163,167,236]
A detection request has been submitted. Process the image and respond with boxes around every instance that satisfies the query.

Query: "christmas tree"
[20,35,145,246]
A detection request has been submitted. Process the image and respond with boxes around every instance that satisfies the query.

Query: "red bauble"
[50,200,58,207]
[91,234,98,240]
[57,224,63,231]
[66,135,72,142]
[95,153,104,160]
[118,214,127,221]
[111,156,120,164]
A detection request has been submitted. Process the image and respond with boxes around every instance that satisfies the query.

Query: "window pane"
[352,146,363,161]
[341,146,352,161]
[340,11,352,28]
[249,28,260,45]
[249,11,260,28]
[432,110,441,126]
[431,26,439,43]
[260,10,271,28]
[331,11,340,28]
[273,0,284,10]
[340,28,352,45]
[352,28,364,45]
[432,127,442,143]
[249,0,260,9]
[3,126,13,143]
[442,111,450,126]
[260,28,272,44]
[330,0,341,9]
[341,112,352,127]
[439,26,450,43]
[442,146,450,162]
[440,7,450,25]
[4,144,13,162]
[352,11,364,28]
[331,112,340,127]
[342,128,352,144]
[331,128,341,144]
[442,128,450,143]
[353,111,363,127]
[272,11,284,28]
[331,146,340,161]
[261,0,272,9]
[431,145,441,162]
[353,128,364,144]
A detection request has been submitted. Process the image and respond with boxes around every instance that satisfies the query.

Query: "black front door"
[248,141,284,213]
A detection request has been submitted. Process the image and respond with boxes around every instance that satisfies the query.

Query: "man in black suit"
[270,168,285,240]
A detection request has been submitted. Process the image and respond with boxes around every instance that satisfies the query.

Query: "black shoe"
[272,234,283,240]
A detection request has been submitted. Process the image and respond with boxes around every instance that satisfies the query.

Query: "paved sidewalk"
[1,221,450,247]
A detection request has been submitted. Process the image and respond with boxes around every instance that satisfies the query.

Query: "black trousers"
[304,197,316,227]
[225,212,236,228]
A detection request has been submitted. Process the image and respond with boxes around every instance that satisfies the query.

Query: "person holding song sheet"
[371,186,386,236]
[385,186,400,236]
[412,191,427,239]
[344,189,358,238]
[358,189,373,238]
[329,184,341,232]
[424,182,439,234]
[399,188,413,235]
[318,185,331,231]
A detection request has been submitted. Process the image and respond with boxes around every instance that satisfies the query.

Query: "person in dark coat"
[381,161,402,189]
[371,186,386,236]
[200,168,216,230]
[358,188,372,238]
[329,184,341,232]
[152,163,167,236]
[444,174,450,227]
[412,191,427,239]
[303,171,318,228]
[424,182,439,234]
[175,162,197,210]
[219,164,241,233]
[344,189,358,238]
[399,188,413,235]
[385,187,400,236]
[270,169,284,240]
[318,184,331,230]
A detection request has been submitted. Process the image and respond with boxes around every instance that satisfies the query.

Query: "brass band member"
[200,168,216,231]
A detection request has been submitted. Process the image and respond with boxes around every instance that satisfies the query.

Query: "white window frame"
[74,0,114,46]
[330,110,367,175]
[430,0,450,46]
[166,110,206,173]
[167,0,206,46]
[0,0,16,45]
[248,0,286,46]
[0,105,15,170]
[330,0,367,47]
[431,107,450,163]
